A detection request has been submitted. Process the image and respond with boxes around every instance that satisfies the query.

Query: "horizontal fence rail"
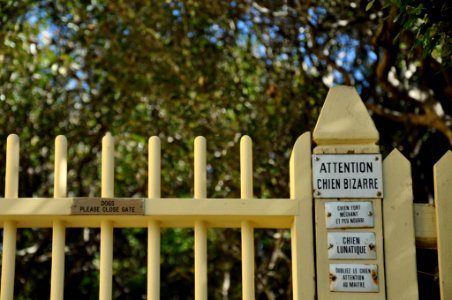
[0,197,300,228]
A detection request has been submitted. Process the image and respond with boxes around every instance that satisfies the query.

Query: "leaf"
[366,0,375,11]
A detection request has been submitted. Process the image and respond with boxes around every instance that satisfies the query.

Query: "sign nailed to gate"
[328,232,377,259]
[71,198,145,215]
[329,263,379,292]
[325,201,374,228]
[312,154,383,198]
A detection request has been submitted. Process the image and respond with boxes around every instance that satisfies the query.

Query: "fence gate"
[0,86,451,300]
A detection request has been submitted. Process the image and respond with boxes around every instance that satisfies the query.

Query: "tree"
[0,0,449,298]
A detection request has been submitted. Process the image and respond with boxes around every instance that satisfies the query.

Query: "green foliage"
[0,0,449,298]
[393,0,452,67]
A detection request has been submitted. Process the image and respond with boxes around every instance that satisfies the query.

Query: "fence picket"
[1,134,20,300]
[383,149,418,299]
[240,135,255,300]
[194,136,208,300]
[434,151,452,300]
[100,133,114,300]
[289,132,315,300]
[51,135,68,300]
[148,136,161,300]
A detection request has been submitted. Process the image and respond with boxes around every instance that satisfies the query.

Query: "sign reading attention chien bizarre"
[312,154,383,198]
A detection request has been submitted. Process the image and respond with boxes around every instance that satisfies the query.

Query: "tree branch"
[368,103,452,145]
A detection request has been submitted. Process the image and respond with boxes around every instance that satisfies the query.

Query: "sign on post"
[329,264,379,292]
[325,201,374,228]
[312,154,383,198]
[328,232,376,259]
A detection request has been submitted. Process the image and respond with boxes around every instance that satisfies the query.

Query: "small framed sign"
[312,154,383,198]
[329,264,379,292]
[328,232,376,259]
[71,198,145,215]
[325,201,374,228]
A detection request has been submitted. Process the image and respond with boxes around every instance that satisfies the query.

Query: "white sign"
[312,154,383,198]
[329,264,379,292]
[328,232,376,259]
[325,201,374,228]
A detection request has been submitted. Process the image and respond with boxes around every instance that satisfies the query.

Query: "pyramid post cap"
[313,86,379,145]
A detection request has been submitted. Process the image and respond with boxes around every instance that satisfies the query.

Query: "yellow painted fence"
[0,86,450,299]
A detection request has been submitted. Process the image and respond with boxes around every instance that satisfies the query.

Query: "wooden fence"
[0,86,450,299]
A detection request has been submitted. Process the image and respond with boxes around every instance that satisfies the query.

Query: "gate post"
[312,86,386,300]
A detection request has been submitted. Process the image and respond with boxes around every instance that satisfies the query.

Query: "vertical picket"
[148,136,161,199]
[240,136,255,300]
[50,135,68,300]
[194,136,208,300]
[434,151,452,300]
[100,133,114,300]
[289,132,315,300]
[1,134,19,300]
[383,149,418,300]
[148,136,161,300]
